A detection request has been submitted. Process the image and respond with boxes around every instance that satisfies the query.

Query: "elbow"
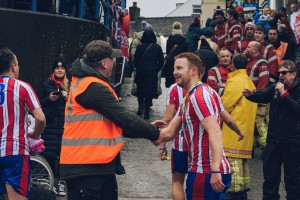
[36,113,46,127]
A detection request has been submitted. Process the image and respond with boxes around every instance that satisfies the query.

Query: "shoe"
[58,180,66,196]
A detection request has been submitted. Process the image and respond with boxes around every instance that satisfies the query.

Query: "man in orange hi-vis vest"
[59,40,161,200]
[268,27,297,65]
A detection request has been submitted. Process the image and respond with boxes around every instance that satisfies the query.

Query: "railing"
[20,0,127,48]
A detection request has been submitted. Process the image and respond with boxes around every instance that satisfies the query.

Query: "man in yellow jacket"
[221,54,257,200]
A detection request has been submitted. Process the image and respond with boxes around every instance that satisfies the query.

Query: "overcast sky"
[126,0,187,17]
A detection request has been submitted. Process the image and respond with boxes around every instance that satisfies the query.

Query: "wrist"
[211,170,221,174]
[159,147,166,151]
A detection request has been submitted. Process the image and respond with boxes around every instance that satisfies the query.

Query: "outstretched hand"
[242,88,255,97]
[151,120,167,128]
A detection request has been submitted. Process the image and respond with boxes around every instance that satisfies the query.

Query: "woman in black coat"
[133,30,164,119]
[38,58,69,195]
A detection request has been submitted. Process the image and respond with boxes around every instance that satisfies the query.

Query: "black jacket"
[133,43,164,98]
[60,58,160,180]
[247,78,300,146]
[163,34,190,88]
[38,80,66,160]
[195,47,219,83]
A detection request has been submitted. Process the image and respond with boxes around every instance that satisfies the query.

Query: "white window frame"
[192,5,202,14]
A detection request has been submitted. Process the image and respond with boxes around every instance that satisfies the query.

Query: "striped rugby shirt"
[180,83,230,174]
[167,83,187,152]
[0,76,41,157]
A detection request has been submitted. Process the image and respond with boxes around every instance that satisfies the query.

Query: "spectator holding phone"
[38,58,69,196]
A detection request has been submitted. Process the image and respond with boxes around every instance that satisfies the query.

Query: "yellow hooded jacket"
[221,69,257,159]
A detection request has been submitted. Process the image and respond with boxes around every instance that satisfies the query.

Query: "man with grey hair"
[59,40,161,200]
[243,60,300,200]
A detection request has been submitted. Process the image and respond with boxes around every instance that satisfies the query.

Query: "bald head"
[249,41,261,53]
[245,41,261,58]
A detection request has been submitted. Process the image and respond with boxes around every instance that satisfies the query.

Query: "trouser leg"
[282,145,300,200]
[67,175,118,200]
[144,98,151,120]
[262,143,281,200]
[255,104,268,149]
[137,97,143,115]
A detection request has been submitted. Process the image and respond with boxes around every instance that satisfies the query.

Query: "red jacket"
[214,21,228,49]
[246,55,269,90]
[225,20,243,53]
[261,42,278,84]
[236,37,255,54]
[207,64,235,96]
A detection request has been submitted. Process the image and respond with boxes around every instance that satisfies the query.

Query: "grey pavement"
[58,77,286,200]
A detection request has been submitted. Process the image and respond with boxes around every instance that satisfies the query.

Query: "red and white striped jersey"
[181,84,231,174]
[0,76,41,157]
[166,83,187,152]
[203,83,225,114]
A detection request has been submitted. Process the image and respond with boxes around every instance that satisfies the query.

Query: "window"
[193,5,201,14]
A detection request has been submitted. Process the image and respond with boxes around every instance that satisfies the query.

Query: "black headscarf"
[141,30,157,44]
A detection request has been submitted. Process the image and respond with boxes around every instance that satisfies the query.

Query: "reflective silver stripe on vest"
[270,77,276,83]
[67,78,84,116]
[237,41,241,52]
[211,66,225,88]
[65,113,109,122]
[62,136,124,146]
[249,59,268,80]
[263,44,272,58]
[218,88,224,96]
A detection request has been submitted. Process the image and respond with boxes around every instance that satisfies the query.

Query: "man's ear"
[191,66,198,76]
[10,64,16,72]
[100,60,108,69]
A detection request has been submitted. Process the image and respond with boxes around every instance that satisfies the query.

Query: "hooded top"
[141,30,157,44]
[191,16,200,26]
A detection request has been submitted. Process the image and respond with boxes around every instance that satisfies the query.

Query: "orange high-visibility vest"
[276,42,288,64]
[60,76,125,164]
